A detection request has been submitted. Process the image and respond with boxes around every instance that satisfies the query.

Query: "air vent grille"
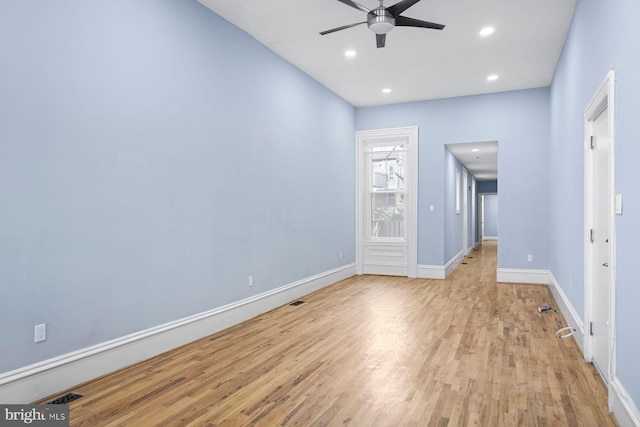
[47,393,83,405]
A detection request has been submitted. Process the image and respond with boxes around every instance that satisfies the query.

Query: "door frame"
[471,177,476,249]
[462,168,469,255]
[355,126,418,278]
[477,192,498,242]
[583,69,616,406]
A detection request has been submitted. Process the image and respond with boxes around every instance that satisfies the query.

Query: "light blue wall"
[356,89,550,269]
[483,195,499,238]
[443,149,463,262]
[443,152,475,259]
[549,0,640,408]
[0,0,355,373]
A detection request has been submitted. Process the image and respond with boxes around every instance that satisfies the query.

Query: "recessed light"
[487,74,499,81]
[480,27,495,37]
[345,49,357,58]
[471,148,480,152]
[382,88,392,94]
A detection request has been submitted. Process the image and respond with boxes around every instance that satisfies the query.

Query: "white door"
[590,107,611,382]
[471,178,476,248]
[356,127,418,277]
[479,194,485,242]
[462,168,468,255]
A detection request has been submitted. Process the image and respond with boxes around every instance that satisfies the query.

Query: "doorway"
[584,70,615,406]
[356,127,418,277]
[478,193,498,242]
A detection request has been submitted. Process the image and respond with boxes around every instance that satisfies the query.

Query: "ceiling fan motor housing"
[367,8,395,34]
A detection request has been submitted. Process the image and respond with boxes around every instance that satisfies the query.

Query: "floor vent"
[461,262,468,265]
[47,393,83,405]
[290,301,305,306]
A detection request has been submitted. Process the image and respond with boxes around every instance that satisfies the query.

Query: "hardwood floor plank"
[39,241,616,426]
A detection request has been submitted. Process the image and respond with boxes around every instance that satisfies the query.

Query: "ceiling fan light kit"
[320,0,445,48]
[368,9,395,34]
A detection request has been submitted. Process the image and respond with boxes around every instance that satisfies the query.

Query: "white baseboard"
[611,377,640,427]
[548,272,584,352]
[445,250,464,277]
[482,236,498,241]
[417,264,445,279]
[418,248,462,279]
[496,268,550,285]
[547,272,640,426]
[418,250,464,279]
[0,264,356,404]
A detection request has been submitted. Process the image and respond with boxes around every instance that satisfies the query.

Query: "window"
[370,144,406,238]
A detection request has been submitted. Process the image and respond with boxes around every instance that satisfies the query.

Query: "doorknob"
[602,262,609,267]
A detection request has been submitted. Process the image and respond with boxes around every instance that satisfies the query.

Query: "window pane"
[371,192,404,238]
[371,146,405,191]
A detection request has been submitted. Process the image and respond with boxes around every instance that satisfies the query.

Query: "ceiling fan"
[320,0,445,48]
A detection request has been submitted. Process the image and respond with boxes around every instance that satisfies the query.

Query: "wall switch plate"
[35,323,46,343]
[429,204,435,212]
[248,275,254,287]
[527,254,533,262]
[339,252,343,259]
[614,193,623,215]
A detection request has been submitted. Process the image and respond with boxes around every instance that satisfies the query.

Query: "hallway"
[52,242,615,426]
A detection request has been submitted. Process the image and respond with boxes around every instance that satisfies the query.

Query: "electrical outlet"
[34,323,46,343]
[339,252,343,260]
[248,275,254,287]
[527,254,533,262]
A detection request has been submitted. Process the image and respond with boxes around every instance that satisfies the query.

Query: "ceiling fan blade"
[386,0,421,17]
[395,15,445,30]
[376,33,386,48]
[320,21,366,35]
[337,0,370,13]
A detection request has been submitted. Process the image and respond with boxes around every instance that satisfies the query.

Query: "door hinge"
[590,228,594,243]
[590,321,594,336]
[590,135,595,149]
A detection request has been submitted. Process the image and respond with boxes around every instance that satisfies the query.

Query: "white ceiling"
[447,141,498,181]
[197,0,576,108]
[196,0,576,180]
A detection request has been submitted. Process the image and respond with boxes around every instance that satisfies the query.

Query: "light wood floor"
[44,242,616,426]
